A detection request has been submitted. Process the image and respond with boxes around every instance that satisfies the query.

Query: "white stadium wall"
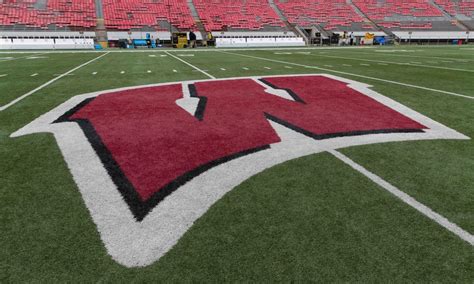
[216,37,305,48]
[0,38,95,50]
[394,31,471,39]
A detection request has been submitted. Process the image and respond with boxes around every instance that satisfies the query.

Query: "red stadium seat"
[0,0,96,28]
[434,0,474,18]
[193,0,284,31]
[102,0,196,31]
[275,0,365,30]
[352,0,446,29]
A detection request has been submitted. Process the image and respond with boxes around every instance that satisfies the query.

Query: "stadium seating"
[275,0,366,30]
[102,0,196,30]
[0,0,96,29]
[193,0,285,31]
[352,0,444,20]
[434,0,474,18]
[0,0,471,32]
[351,0,457,30]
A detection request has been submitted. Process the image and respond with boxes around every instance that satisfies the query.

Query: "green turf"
[0,53,99,105]
[1,45,473,282]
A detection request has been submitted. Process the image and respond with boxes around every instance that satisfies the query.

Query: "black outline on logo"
[189,84,207,121]
[54,78,425,221]
[55,101,269,221]
[258,79,425,139]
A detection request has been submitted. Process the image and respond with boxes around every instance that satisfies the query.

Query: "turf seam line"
[329,150,474,246]
[0,52,110,112]
[164,51,216,79]
[0,52,48,63]
[352,50,474,63]
[220,51,474,100]
[0,46,377,55]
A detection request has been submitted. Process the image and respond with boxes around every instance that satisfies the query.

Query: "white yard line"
[0,52,110,112]
[165,51,215,79]
[0,74,8,77]
[53,73,74,77]
[220,68,226,71]
[220,51,474,100]
[310,53,474,73]
[30,73,38,77]
[330,150,474,246]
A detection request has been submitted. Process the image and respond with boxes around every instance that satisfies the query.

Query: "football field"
[1,46,473,282]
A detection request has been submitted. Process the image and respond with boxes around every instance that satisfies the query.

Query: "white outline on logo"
[11,74,469,267]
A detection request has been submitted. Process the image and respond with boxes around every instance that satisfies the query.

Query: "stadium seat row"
[0,0,472,31]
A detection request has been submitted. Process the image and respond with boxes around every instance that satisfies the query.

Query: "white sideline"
[165,51,216,79]
[0,52,110,112]
[220,51,474,100]
[310,53,474,73]
[330,150,474,246]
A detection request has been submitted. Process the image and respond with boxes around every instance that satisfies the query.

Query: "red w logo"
[13,75,467,267]
[55,76,424,220]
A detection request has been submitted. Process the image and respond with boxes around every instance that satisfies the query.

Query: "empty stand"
[434,0,474,18]
[0,0,96,29]
[102,0,196,31]
[352,0,458,30]
[0,0,470,32]
[275,0,366,30]
[193,0,285,31]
